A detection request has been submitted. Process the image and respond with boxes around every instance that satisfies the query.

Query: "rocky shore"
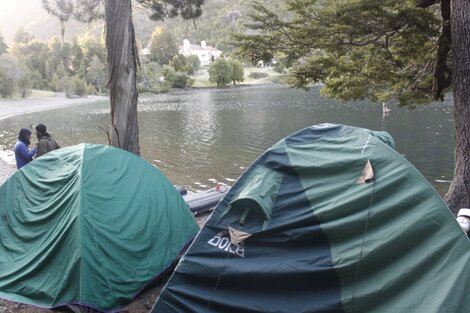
[0,159,15,185]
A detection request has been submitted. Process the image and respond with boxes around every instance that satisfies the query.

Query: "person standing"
[35,123,60,157]
[14,128,37,169]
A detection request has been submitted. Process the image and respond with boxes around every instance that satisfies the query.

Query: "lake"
[0,85,454,196]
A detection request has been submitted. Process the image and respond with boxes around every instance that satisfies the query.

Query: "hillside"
[12,0,284,53]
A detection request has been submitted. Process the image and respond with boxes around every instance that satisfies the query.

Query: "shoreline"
[0,159,15,185]
[0,93,108,120]
[0,93,109,185]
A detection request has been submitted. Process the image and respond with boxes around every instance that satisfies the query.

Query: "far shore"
[0,93,108,120]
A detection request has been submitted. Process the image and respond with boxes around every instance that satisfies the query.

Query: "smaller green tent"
[0,144,199,312]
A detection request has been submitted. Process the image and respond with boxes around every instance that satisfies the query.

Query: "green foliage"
[161,64,192,88]
[51,63,70,92]
[169,54,201,75]
[13,28,33,44]
[208,58,233,87]
[87,55,106,94]
[149,26,178,65]
[42,0,104,25]
[17,65,33,98]
[42,0,74,41]
[71,38,84,74]
[234,0,442,105]
[0,69,11,98]
[42,0,74,23]
[135,0,204,21]
[78,34,106,69]
[273,62,285,73]
[248,71,269,79]
[0,54,21,98]
[73,75,87,96]
[7,31,105,97]
[11,40,50,89]
[170,54,187,72]
[161,64,176,83]
[45,37,70,81]
[186,55,201,74]
[29,69,48,90]
[156,0,284,55]
[137,62,171,93]
[172,72,193,88]
[229,59,244,84]
[0,34,8,55]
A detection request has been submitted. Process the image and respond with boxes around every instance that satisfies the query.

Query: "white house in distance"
[179,39,222,66]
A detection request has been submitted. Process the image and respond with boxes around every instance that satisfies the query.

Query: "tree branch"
[431,0,452,100]
[415,0,439,8]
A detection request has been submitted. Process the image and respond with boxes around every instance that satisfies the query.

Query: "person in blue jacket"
[14,128,37,169]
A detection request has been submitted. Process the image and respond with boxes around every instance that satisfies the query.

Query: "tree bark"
[431,0,452,100]
[444,0,470,212]
[105,0,140,155]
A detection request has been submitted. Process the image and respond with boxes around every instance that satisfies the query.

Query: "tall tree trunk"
[60,19,66,44]
[105,0,140,155]
[445,0,470,212]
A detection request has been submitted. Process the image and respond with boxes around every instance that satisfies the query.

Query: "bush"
[208,58,232,87]
[0,68,15,98]
[171,72,193,88]
[248,72,269,79]
[137,81,171,93]
[273,62,286,73]
[73,76,87,97]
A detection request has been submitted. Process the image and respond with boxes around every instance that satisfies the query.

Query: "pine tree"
[0,33,8,55]
[235,0,470,211]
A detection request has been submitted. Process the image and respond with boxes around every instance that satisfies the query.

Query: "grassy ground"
[0,89,56,101]
[1,67,285,100]
[191,66,286,88]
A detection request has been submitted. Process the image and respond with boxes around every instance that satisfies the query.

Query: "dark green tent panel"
[0,144,199,312]
[152,124,470,313]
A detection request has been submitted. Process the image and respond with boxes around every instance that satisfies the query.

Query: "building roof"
[180,43,221,52]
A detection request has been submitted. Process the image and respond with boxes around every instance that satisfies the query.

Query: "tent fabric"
[0,143,199,312]
[152,123,470,313]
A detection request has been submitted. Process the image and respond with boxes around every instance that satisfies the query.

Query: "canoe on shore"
[182,185,231,216]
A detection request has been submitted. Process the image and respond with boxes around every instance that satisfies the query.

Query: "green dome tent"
[152,124,470,313]
[0,144,199,312]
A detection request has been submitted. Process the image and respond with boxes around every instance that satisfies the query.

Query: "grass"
[0,89,56,101]
[30,89,56,98]
[191,66,284,88]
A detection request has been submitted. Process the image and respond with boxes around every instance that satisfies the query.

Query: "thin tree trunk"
[60,19,66,44]
[105,0,140,155]
[445,0,470,212]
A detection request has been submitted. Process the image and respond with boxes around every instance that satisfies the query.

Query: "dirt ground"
[0,282,165,313]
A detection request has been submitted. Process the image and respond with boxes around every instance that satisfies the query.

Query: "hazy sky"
[0,0,46,43]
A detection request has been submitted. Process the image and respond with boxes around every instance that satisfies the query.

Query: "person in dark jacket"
[14,128,37,169]
[35,123,60,157]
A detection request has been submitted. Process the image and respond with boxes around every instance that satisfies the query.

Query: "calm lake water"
[0,85,454,196]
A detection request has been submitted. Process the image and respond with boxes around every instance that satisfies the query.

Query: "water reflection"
[0,85,454,196]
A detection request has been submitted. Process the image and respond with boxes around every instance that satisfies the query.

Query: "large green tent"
[0,143,199,312]
[152,124,470,313]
